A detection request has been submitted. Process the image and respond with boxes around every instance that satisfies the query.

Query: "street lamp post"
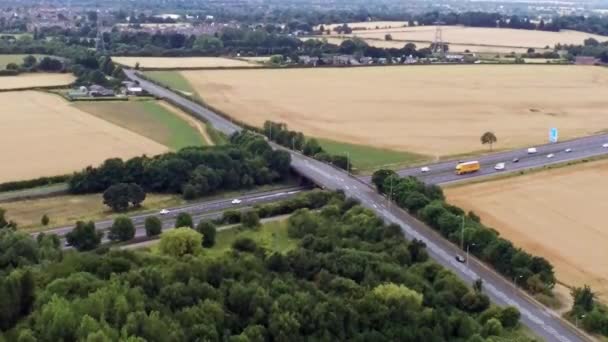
[466,243,475,265]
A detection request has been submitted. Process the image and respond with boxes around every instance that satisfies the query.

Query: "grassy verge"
[317,137,430,173]
[143,71,198,98]
[4,180,298,232]
[5,193,182,232]
[74,99,206,150]
[206,124,229,145]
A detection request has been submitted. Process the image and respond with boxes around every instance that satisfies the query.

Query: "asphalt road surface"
[127,70,588,342]
[35,186,306,239]
[358,134,608,185]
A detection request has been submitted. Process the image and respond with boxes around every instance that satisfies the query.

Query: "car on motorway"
[494,162,505,171]
[527,147,537,154]
[565,148,572,153]
[455,255,466,263]
[512,158,519,163]
[547,153,554,158]
[420,166,430,173]
[159,209,170,215]
[231,199,242,205]
[603,143,608,148]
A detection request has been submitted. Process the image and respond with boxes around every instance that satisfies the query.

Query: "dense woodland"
[69,131,292,200]
[0,191,532,341]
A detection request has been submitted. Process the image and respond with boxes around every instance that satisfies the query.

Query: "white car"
[231,199,242,205]
[565,148,572,153]
[527,147,537,154]
[159,209,170,215]
[420,166,430,173]
[455,255,466,263]
[547,153,554,158]
[494,162,505,171]
[603,143,608,148]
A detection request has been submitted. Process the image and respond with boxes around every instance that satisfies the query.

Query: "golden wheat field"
[446,159,608,302]
[0,91,168,182]
[182,65,608,157]
[0,73,75,90]
[112,56,259,69]
[334,25,608,48]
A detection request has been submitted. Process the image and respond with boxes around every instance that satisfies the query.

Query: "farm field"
[0,73,74,90]
[325,25,608,49]
[180,65,608,158]
[75,100,210,149]
[0,91,167,183]
[302,36,533,54]
[2,193,179,231]
[113,56,259,69]
[445,159,608,302]
[0,54,47,68]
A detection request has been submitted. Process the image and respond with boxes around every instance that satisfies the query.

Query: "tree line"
[0,54,65,76]
[261,121,351,171]
[0,191,531,341]
[69,134,291,200]
[371,170,556,296]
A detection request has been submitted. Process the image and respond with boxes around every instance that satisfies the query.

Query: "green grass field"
[0,54,46,68]
[75,100,206,150]
[317,138,430,173]
[205,219,295,257]
[144,71,198,97]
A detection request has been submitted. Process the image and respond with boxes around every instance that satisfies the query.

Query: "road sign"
[549,128,558,143]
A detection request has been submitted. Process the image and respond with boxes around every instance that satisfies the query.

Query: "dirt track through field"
[183,65,608,157]
[446,160,608,302]
[0,91,167,182]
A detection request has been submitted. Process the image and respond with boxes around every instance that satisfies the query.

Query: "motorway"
[127,70,587,342]
[35,186,306,240]
[359,133,608,185]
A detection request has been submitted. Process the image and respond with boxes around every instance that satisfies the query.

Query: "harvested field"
[2,193,179,231]
[0,91,167,182]
[74,100,209,150]
[445,159,608,302]
[0,73,74,90]
[112,56,259,69]
[182,65,608,157]
[334,25,608,49]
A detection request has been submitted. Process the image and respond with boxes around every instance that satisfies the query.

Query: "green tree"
[175,212,193,228]
[41,214,50,226]
[65,221,102,251]
[108,216,135,242]
[22,55,37,68]
[144,216,162,237]
[571,285,595,312]
[196,220,216,247]
[480,131,497,151]
[303,139,322,156]
[103,183,131,212]
[241,210,260,228]
[5,63,19,70]
[222,210,241,224]
[193,35,224,52]
[373,283,423,308]
[371,169,397,192]
[481,318,503,337]
[159,227,202,257]
[499,306,520,328]
[128,183,146,208]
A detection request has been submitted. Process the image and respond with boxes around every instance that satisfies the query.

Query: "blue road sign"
[549,128,558,143]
